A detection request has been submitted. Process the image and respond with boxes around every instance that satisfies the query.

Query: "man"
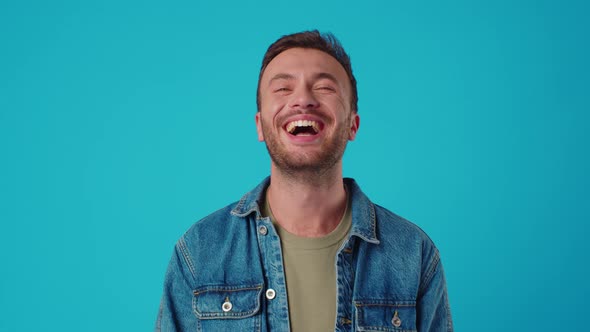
[156,30,453,332]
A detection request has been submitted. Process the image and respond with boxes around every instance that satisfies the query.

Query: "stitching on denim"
[230,194,248,216]
[198,310,259,318]
[231,196,258,217]
[231,177,271,217]
[355,301,417,332]
[358,328,416,332]
[178,236,197,280]
[421,249,440,289]
[155,298,163,331]
[355,303,416,307]
[370,203,376,238]
[444,287,454,332]
[194,285,263,318]
[254,306,261,332]
[352,202,380,244]
[193,295,199,319]
[196,313,202,331]
[193,284,263,295]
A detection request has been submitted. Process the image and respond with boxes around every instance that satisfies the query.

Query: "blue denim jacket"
[156,178,453,331]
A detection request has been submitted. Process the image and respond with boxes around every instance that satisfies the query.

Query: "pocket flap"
[193,284,263,319]
[355,300,417,332]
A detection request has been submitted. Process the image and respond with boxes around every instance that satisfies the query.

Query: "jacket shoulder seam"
[177,236,197,280]
[420,249,440,292]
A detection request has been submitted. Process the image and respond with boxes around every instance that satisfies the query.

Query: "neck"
[267,162,347,237]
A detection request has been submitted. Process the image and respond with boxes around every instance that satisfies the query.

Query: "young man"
[156,30,453,332]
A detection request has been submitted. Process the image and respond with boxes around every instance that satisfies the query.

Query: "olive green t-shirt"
[263,190,352,332]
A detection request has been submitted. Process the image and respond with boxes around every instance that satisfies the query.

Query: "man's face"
[256,48,359,175]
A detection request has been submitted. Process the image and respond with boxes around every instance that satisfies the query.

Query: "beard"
[260,112,352,178]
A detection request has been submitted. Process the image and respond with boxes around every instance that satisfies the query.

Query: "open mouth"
[285,120,321,136]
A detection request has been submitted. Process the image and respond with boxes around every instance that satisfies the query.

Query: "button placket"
[255,217,290,331]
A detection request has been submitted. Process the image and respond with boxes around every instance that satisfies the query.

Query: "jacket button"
[222,301,233,312]
[392,310,402,327]
[258,225,268,235]
[265,288,276,300]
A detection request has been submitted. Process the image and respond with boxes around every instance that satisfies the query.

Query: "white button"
[258,225,268,235]
[222,301,232,312]
[265,288,276,300]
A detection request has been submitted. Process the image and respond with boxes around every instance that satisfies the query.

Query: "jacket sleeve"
[417,250,454,332]
[155,237,198,332]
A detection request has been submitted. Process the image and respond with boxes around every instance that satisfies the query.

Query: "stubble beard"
[261,114,351,182]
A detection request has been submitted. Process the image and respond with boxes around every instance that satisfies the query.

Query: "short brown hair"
[256,30,358,112]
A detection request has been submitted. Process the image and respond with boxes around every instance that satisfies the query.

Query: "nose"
[288,86,319,110]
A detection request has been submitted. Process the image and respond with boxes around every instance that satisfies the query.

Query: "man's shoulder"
[183,200,245,237]
[372,203,439,249]
[373,204,426,233]
[346,177,438,248]
[369,203,442,280]
[181,178,269,239]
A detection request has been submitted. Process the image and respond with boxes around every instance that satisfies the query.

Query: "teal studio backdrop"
[1,0,588,331]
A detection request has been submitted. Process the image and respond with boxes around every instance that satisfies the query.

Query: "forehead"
[261,48,349,85]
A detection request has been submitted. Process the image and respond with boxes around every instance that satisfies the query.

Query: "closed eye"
[315,86,335,92]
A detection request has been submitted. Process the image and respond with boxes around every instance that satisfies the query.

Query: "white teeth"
[286,120,320,134]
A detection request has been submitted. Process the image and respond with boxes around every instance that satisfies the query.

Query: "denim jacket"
[156,178,453,331]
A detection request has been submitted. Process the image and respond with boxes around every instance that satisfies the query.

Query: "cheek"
[261,90,283,106]
[263,100,288,122]
[317,92,347,108]
[270,95,287,110]
[259,113,279,135]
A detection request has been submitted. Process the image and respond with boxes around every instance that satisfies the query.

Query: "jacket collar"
[231,177,379,244]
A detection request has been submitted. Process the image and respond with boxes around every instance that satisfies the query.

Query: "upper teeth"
[286,120,319,133]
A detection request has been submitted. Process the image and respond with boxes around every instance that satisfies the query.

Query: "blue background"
[1,0,588,331]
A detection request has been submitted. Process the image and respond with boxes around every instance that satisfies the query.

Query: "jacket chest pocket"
[354,300,417,332]
[193,284,263,332]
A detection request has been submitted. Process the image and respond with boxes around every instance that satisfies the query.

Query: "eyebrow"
[268,73,295,86]
[313,72,339,84]
[267,72,340,86]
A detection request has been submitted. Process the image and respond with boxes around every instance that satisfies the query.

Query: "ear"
[255,112,265,142]
[348,112,360,141]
